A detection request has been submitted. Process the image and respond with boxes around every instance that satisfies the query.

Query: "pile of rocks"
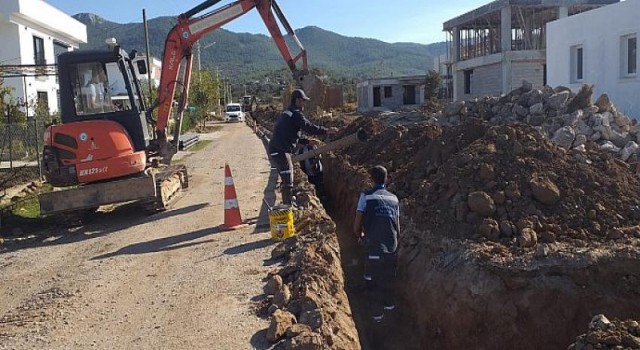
[438,83,640,163]
[569,314,640,349]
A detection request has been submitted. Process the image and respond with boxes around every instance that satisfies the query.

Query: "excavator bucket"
[282,74,326,114]
[300,74,326,114]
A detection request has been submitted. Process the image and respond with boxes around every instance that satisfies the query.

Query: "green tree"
[180,69,221,132]
[424,69,442,101]
[190,69,220,116]
[138,78,159,108]
[32,98,53,126]
[0,75,29,124]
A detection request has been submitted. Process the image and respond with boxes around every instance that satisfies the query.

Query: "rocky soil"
[569,314,640,349]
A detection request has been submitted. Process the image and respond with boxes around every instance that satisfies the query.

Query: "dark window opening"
[403,85,416,105]
[53,41,69,59]
[53,41,69,83]
[628,37,637,75]
[33,36,45,65]
[37,91,49,110]
[576,47,583,80]
[464,70,473,95]
[373,87,381,107]
[543,64,547,86]
[384,86,392,98]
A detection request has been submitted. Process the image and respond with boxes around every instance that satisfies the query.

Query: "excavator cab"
[43,45,150,187]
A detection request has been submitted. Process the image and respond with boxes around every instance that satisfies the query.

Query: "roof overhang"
[443,0,619,31]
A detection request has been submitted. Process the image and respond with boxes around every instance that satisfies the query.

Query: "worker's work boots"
[281,187,297,208]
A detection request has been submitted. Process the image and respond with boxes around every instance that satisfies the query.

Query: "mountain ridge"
[73,12,447,83]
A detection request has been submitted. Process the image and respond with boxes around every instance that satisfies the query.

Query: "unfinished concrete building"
[443,0,618,101]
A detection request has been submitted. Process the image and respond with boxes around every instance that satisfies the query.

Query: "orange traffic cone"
[221,163,248,230]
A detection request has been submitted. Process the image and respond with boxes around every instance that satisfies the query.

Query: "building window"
[54,41,70,83]
[384,86,392,98]
[570,45,583,82]
[621,34,637,76]
[33,36,45,65]
[37,91,49,110]
[464,69,473,95]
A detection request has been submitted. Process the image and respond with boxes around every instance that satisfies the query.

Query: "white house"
[357,75,426,113]
[547,0,639,118]
[0,0,86,115]
[134,55,162,88]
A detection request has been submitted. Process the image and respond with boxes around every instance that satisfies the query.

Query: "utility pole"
[196,41,215,83]
[143,9,153,102]
[196,41,202,72]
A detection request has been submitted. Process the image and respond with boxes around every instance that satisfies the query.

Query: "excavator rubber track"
[143,164,189,212]
[40,165,189,217]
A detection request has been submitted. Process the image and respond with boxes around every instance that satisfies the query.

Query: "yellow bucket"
[269,205,295,241]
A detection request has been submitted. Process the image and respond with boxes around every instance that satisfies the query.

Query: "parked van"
[225,103,245,123]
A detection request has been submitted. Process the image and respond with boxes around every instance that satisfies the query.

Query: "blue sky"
[47,0,488,44]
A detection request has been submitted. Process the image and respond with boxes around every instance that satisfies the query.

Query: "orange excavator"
[39,0,313,215]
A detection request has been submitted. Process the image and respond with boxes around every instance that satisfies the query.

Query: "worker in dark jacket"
[268,89,337,205]
[353,165,400,323]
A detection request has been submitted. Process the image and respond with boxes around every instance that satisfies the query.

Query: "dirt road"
[0,123,279,349]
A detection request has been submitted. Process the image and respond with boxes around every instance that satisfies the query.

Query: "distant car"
[225,103,245,123]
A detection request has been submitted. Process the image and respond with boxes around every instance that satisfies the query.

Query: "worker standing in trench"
[268,89,337,206]
[353,165,400,323]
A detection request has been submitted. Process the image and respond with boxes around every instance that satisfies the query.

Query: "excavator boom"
[154,0,309,163]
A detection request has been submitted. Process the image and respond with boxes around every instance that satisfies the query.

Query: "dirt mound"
[253,99,640,349]
[324,116,640,349]
[342,118,640,249]
[569,315,640,349]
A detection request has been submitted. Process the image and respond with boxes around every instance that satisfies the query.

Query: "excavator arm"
[154,0,309,163]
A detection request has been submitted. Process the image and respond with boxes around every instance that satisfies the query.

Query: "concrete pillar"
[501,6,512,95]
[452,27,460,62]
[452,70,459,101]
[451,26,461,101]
[558,6,569,19]
[501,6,512,52]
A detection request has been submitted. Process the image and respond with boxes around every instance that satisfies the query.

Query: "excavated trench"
[321,156,420,350]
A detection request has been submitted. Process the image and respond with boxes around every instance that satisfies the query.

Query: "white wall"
[547,0,640,118]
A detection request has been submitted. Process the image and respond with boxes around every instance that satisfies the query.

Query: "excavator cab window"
[123,61,143,112]
[105,61,133,111]
[70,62,116,116]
